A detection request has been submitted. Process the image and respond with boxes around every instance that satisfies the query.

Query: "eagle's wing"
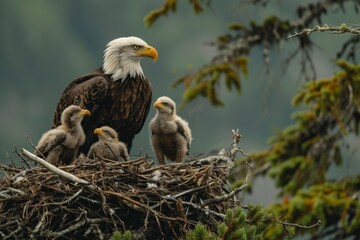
[109,77,152,151]
[119,143,130,161]
[118,77,152,135]
[134,79,152,135]
[36,129,66,157]
[53,69,110,128]
[175,121,191,155]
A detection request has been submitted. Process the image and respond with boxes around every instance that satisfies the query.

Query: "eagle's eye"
[132,45,140,50]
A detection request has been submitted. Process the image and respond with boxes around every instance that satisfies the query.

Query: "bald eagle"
[53,36,158,154]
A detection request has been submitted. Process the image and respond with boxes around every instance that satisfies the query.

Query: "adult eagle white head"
[53,36,158,154]
[103,37,158,81]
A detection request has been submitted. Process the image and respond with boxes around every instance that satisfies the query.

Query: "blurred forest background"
[1,0,359,219]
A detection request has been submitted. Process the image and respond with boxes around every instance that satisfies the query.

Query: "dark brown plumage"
[52,37,158,154]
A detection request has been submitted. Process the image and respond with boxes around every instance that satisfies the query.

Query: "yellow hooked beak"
[153,101,164,109]
[80,109,91,116]
[136,45,158,62]
[94,128,103,136]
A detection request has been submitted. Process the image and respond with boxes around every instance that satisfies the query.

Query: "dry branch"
[21,148,96,190]
[287,23,360,38]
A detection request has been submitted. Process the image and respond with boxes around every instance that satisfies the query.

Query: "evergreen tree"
[146,0,360,239]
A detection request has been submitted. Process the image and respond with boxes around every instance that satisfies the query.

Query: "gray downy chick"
[149,96,192,165]
[36,105,90,165]
[88,126,130,161]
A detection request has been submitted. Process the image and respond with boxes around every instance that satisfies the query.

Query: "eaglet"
[87,126,130,161]
[149,96,192,165]
[36,105,90,165]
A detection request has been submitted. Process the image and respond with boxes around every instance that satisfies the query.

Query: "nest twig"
[0,130,250,239]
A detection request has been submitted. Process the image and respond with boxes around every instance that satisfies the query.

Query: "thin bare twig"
[14,145,31,168]
[279,219,322,229]
[287,23,360,39]
[182,200,226,219]
[203,169,251,205]
[3,220,22,240]
[33,211,50,233]
[38,189,83,206]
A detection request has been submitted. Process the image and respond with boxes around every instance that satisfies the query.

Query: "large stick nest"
[0,145,245,239]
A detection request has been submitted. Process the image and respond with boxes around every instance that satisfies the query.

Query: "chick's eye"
[132,45,140,50]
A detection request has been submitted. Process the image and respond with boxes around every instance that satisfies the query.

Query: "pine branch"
[288,23,360,38]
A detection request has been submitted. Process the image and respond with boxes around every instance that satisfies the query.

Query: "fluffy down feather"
[88,126,130,162]
[36,105,90,165]
[149,96,192,164]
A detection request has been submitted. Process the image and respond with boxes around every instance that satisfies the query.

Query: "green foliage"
[173,57,248,108]
[186,224,217,240]
[111,230,132,240]
[219,208,247,240]
[185,206,280,240]
[144,0,206,27]
[144,0,177,28]
[228,60,360,239]
[245,61,360,239]
[254,61,360,194]
[265,177,360,239]
[144,1,360,239]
